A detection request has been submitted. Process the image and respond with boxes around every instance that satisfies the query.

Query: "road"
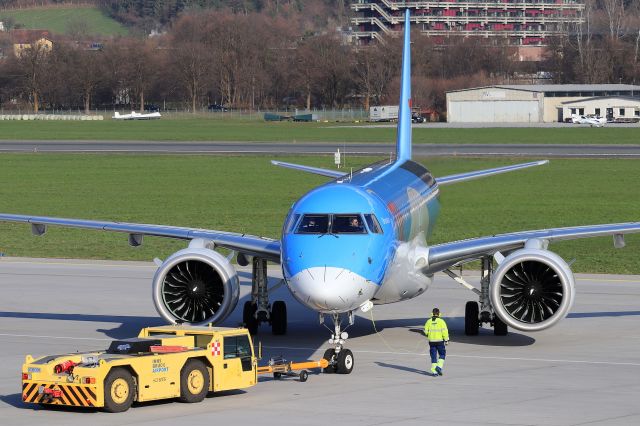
[1,258,639,425]
[2,140,640,157]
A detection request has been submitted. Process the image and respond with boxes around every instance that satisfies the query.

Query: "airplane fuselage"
[282,159,440,314]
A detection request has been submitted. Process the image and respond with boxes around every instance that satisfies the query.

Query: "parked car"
[411,112,426,123]
[208,104,229,112]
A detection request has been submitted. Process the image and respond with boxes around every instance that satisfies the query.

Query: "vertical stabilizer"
[396,9,412,162]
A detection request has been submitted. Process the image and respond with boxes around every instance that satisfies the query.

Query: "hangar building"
[446,85,640,123]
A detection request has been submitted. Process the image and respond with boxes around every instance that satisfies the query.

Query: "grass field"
[0,119,639,144]
[0,6,128,36]
[0,154,638,273]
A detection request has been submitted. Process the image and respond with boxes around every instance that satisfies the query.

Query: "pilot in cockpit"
[349,216,364,232]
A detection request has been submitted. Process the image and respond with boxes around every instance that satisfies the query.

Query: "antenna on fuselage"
[395,9,412,163]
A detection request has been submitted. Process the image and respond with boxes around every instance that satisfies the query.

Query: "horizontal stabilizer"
[271,160,345,179]
[436,160,548,186]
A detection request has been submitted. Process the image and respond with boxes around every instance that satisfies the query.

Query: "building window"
[595,108,600,116]
[579,108,584,115]
[620,108,625,116]
[570,108,576,114]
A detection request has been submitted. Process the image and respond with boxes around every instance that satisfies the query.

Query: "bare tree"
[70,48,106,114]
[15,42,51,112]
[602,0,626,40]
[121,39,158,112]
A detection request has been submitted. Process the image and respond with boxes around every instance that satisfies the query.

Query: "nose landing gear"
[321,312,355,374]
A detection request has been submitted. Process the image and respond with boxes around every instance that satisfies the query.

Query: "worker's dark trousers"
[429,342,446,364]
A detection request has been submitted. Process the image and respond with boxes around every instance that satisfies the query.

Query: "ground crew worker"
[424,307,449,376]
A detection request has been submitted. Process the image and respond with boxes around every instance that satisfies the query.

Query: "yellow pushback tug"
[21,325,327,412]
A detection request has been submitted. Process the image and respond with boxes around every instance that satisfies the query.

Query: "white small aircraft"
[571,114,606,127]
[113,111,161,120]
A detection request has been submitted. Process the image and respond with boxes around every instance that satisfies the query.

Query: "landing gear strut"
[242,257,287,335]
[321,312,355,374]
[447,257,508,336]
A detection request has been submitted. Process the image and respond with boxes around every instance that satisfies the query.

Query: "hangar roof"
[560,96,640,105]
[448,84,640,95]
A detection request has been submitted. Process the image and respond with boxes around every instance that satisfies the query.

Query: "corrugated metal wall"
[448,100,540,123]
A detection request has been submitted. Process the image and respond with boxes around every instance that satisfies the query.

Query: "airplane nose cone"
[287,266,378,313]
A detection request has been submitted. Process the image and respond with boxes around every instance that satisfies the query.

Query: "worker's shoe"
[435,366,443,376]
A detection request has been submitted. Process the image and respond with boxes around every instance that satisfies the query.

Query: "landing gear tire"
[322,348,337,374]
[243,301,258,335]
[299,370,309,382]
[336,349,354,374]
[271,301,287,335]
[465,301,480,336]
[179,359,210,403]
[493,315,508,336]
[103,368,135,413]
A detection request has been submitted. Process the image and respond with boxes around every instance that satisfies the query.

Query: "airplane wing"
[436,160,548,186]
[271,160,345,179]
[0,214,281,263]
[425,222,640,273]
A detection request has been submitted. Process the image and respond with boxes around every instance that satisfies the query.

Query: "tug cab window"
[224,335,253,372]
[296,214,329,234]
[332,214,366,234]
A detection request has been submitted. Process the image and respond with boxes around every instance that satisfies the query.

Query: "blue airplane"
[1,10,639,374]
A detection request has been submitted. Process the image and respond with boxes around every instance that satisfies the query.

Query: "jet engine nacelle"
[152,247,240,326]
[490,248,575,332]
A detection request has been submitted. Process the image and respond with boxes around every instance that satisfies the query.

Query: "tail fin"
[114,112,120,118]
[396,9,412,162]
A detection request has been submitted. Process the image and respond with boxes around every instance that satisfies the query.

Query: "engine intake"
[152,248,239,326]
[490,248,575,332]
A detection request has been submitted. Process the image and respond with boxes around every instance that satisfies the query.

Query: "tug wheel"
[104,368,135,413]
[179,359,209,403]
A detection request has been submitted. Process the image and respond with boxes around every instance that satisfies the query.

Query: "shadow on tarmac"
[0,390,250,412]
[0,310,538,349]
[0,311,167,338]
[407,323,536,347]
[375,362,432,376]
[567,310,640,318]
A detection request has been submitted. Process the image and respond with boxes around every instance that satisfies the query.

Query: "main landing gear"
[320,312,355,374]
[242,257,287,335]
[446,257,508,336]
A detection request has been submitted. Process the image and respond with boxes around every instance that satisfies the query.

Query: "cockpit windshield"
[296,214,329,234]
[332,214,366,234]
[295,213,379,235]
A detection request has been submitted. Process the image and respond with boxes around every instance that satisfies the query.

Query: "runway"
[2,140,640,158]
[1,258,639,425]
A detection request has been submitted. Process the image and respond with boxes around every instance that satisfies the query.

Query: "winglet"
[396,9,412,162]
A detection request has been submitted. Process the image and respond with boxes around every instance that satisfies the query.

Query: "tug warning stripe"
[22,381,97,407]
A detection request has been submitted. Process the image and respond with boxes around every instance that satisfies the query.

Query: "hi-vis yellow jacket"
[424,317,449,343]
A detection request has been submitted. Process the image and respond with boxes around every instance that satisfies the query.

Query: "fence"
[0,107,370,122]
[0,114,103,120]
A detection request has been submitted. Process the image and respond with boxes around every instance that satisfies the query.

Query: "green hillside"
[0,6,128,36]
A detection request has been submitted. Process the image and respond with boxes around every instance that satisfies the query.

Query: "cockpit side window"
[284,213,300,234]
[295,214,329,234]
[364,214,383,234]
[332,214,366,234]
